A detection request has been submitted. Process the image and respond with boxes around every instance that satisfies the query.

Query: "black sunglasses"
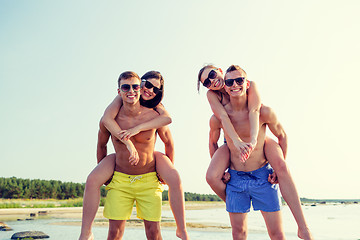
[202,69,218,88]
[224,77,246,87]
[142,80,161,94]
[120,84,140,92]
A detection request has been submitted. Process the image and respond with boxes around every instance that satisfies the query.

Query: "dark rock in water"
[0,222,13,231]
[38,210,48,215]
[30,213,37,217]
[11,231,49,239]
[1,226,13,231]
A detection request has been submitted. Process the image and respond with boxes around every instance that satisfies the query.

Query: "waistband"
[113,171,157,181]
[114,171,157,183]
[229,163,272,179]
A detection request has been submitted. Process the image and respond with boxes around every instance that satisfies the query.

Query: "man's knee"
[232,226,247,240]
[108,227,124,240]
[268,229,285,240]
[145,223,161,239]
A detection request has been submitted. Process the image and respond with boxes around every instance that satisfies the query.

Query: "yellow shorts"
[103,171,164,222]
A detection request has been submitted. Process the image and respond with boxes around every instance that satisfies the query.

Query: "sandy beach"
[0,201,228,231]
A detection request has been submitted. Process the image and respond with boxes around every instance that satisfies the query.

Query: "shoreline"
[0,202,229,231]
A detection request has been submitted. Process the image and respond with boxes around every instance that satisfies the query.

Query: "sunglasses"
[120,84,140,92]
[142,80,161,94]
[202,68,220,88]
[224,77,246,87]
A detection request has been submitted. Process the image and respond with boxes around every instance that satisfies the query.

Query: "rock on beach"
[11,231,49,239]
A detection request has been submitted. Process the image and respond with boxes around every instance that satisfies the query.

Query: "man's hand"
[268,171,278,184]
[157,173,166,185]
[221,171,231,183]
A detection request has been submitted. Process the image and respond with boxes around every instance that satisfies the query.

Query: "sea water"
[1,204,359,239]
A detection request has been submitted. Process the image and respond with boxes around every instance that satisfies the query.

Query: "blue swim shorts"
[226,163,281,213]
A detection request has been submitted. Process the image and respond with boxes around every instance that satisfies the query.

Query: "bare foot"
[79,232,94,240]
[298,227,313,240]
[176,228,190,240]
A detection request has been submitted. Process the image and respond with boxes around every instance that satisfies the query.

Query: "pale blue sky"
[1,0,359,199]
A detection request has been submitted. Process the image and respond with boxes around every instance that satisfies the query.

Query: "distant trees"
[0,177,107,199]
[1,177,220,201]
[162,190,221,202]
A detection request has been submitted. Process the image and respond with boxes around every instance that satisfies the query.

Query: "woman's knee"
[86,172,102,189]
[272,159,289,177]
[165,169,181,187]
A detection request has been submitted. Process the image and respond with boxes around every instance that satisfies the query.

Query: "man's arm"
[97,121,111,163]
[157,126,174,163]
[261,106,288,158]
[209,115,222,158]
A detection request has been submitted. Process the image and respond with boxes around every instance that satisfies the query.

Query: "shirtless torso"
[223,104,268,172]
[111,106,159,175]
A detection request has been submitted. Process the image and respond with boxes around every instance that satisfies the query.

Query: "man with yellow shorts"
[97,71,166,239]
[104,171,164,222]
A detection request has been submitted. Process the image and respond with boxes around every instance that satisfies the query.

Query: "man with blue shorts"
[209,65,286,239]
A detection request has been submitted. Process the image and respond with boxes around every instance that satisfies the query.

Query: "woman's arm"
[247,81,261,146]
[102,97,172,141]
[206,90,249,152]
[120,103,172,141]
[101,95,124,141]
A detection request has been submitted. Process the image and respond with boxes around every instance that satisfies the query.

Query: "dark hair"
[117,71,140,88]
[140,71,164,109]
[225,65,248,79]
[197,64,216,92]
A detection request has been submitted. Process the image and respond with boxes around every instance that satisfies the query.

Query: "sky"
[1,0,360,199]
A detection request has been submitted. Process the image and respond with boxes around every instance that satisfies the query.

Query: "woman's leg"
[79,154,116,240]
[154,151,188,240]
[264,138,313,240]
[206,144,230,202]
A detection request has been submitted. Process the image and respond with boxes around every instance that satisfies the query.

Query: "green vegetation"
[3,177,357,209]
[162,190,221,202]
[0,177,106,200]
[0,177,221,209]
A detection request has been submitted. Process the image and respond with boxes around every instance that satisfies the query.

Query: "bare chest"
[115,113,157,143]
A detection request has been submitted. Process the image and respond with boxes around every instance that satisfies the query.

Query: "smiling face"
[141,77,161,101]
[224,70,250,97]
[117,77,141,104]
[200,67,225,90]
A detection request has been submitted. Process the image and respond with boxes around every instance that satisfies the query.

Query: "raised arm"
[207,90,249,152]
[98,119,139,165]
[101,95,124,141]
[157,125,175,163]
[261,106,288,158]
[209,115,222,158]
[102,96,172,141]
[247,81,261,146]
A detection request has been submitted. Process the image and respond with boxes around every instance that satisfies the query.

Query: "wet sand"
[0,201,228,230]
